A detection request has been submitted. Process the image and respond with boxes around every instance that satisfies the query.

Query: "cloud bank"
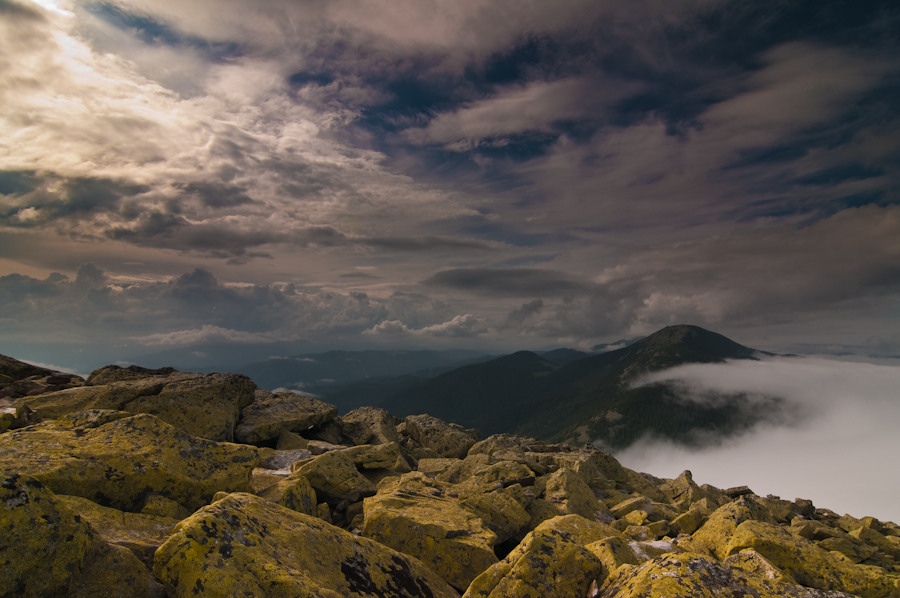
[619,357,900,522]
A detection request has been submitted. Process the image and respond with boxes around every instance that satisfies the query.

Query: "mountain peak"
[629,324,761,364]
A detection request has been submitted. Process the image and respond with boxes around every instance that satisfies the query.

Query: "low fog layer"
[618,357,900,523]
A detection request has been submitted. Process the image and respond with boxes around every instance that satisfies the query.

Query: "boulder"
[19,371,256,441]
[154,492,459,598]
[234,390,339,444]
[275,429,309,449]
[0,471,158,597]
[585,536,641,572]
[0,410,258,511]
[86,364,177,385]
[0,353,84,401]
[659,470,708,507]
[597,551,856,598]
[725,519,897,597]
[688,496,775,558]
[363,471,499,590]
[291,447,378,504]
[257,474,318,516]
[401,414,479,458]
[342,406,401,445]
[455,460,537,496]
[463,515,619,598]
[543,467,609,520]
[56,494,181,567]
[140,493,191,520]
[610,496,651,519]
[419,457,464,478]
[460,487,532,544]
[669,504,707,535]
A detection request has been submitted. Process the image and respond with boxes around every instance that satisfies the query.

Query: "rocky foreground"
[1,360,899,597]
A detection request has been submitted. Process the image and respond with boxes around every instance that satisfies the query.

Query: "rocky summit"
[1,353,898,597]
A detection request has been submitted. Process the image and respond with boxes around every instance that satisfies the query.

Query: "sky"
[621,357,900,522]
[1,0,900,371]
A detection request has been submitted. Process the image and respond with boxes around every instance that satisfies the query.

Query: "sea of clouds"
[619,357,900,523]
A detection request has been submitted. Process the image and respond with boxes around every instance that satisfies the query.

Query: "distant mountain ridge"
[371,325,779,449]
[234,349,493,395]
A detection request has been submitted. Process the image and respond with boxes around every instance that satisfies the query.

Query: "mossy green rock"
[154,492,459,597]
[0,410,258,510]
[0,471,156,598]
[364,471,498,590]
[463,515,618,598]
[19,372,256,441]
[234,390,339,444]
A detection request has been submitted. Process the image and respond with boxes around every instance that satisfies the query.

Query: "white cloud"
[406,77,642,148]
[365,313,487,338]
[132,324,291,346]
[618,357,900,522]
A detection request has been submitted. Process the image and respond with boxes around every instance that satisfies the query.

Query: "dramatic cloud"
[619,358,900,522]
[0,0,898,368]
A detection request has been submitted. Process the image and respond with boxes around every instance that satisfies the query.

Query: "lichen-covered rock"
[291,447,378,504]
[610,496,651,519]
[0,410,258,510]
[670,505,706,534]
[234,390,339,444]
[460,487,531,544]
[154,492,459,598]
[342,406,401,445]
[275,429,309,449]
[364,471,499,590]
[402,414,480,458]
[463,515,619,598]
[69,543,164,598]
[725,519,898,597]
[140,493,191,520]
[0,353,84,401]
[419,457,464,478]
[585,536,641,572]
[0,471,157,598]
[688,496,776,558]
[544,467,609,520]
[658,470,719,511]
[531,444,629,489]
[344,442,411,472]
[56,494,181,567]
[598,552,858,598]
[19,371,257,441]
[257,473,318,516]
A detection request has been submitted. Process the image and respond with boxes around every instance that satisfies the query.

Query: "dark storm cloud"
[2,0,900,360]
[177,182,254,208]
[364,235,503,252]
[0,173,150,228]
[424,268,589,297]
[503,298,545,329]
